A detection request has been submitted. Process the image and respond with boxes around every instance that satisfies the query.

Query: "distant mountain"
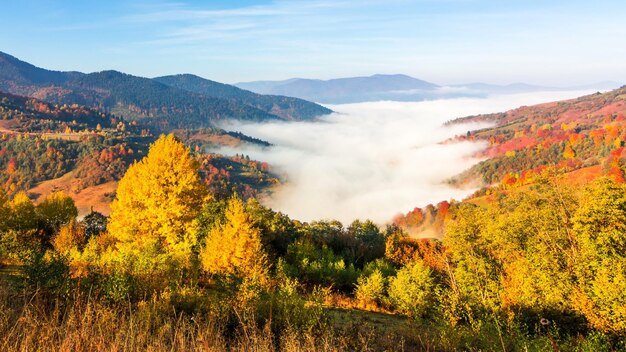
[452,82,553,94]
[153,74,331,120]
[0,51,331,130]
[236,74,440,104]
[238,74,623,104]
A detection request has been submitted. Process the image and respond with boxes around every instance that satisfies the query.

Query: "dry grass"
[28,172,116,216]
[0,286,400,352]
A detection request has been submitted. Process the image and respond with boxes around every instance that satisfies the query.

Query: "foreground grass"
[0,285,412,352]
[0,272,618,352]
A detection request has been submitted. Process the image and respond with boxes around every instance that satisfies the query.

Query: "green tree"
[36,191,78,240]
[355,269,386,306]
[80,210,107,240]
[388,261,435,318]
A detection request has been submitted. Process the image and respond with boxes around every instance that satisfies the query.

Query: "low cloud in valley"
[219,90,594,224]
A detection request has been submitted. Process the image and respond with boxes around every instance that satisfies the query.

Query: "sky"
[1,0,625,85]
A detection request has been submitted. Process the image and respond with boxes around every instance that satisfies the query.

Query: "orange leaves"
[563,144,576,159]
[501,173,518,187]
[6,157,16,174]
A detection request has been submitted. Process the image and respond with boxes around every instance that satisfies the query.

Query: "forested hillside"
[0,92,278,212]
[451,86,626,186]
[154,74,332,120]
[0,52,331,131]
[395,86,626,239]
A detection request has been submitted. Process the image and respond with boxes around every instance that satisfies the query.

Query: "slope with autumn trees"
[0,91,279,214]
[3,134,626,350]
[451,86,626,187]
[394,86,626,239]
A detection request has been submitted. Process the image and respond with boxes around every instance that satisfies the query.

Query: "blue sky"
[1,0,625,85]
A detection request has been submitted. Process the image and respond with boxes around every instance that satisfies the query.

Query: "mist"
[219,90,595,224]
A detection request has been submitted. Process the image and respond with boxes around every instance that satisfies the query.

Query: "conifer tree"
[107,134,208,274]
[201,196,267,281]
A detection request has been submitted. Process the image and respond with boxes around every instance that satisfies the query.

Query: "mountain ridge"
[237,73,623,103]
[236,74,439,103]
[0,51,331,130]
[153,74,331,121]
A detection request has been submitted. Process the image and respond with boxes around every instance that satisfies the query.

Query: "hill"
[0,91,279,213]
[0,52,330,130]
[392,86,626,238]
[236,74,440,103]
[154,74,332,120]
[448,86,626,187]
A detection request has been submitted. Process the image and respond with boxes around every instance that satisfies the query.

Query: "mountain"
[236,74,440,104]
[393,85,626,239]
[449,85,626,187]
[238,73,623,104]
[153,74,331,120]
[0,52,331,130]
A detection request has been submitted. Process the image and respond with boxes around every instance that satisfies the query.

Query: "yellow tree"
[52,219,86,254]
[201,196,268,282]
[107,134,208,275]
[8,192,37,232]
[571,178,626,333]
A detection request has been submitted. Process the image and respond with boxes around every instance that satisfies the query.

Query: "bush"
[388,261,435,318]
[102,273,137,303]
[354,269,386,306]
[20,249,73,298]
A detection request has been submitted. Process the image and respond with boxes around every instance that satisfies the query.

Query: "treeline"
[0,91,126,133]
[0,134,142,194]
[0,135,624,350]
[0,132,276,201]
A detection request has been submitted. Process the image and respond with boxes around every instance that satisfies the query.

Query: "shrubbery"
[1,135,626,350]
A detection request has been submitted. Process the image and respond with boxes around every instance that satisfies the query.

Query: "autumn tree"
[0,189,9,231]
[0,192,38,260]
[388,260,435,318]
[52,219,86,254]
[36,191,78,240]
[571,178,626,333]
[563,144,576,159]
[200,195,268,282]
[107,134,208,276]
[7,192,37,232]
[443,203,502,313]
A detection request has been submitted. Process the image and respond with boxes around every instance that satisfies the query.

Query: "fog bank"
[219,90,594,224]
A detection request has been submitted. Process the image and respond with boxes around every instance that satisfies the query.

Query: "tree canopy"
[107,134,208,275]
